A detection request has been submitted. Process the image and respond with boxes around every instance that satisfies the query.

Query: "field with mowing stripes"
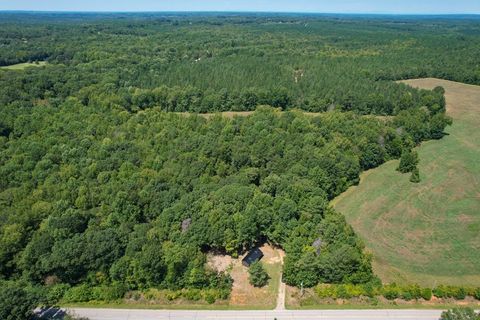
[333,79,480,286]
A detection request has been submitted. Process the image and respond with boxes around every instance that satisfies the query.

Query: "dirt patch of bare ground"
[207,243,285,308]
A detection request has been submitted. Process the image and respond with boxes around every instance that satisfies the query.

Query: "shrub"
[410,167,421,183]
[401,284,422,300]
[182,288,202,301]
[397,150,419,173]
[142,288,228,303]
[421,288,432,301]
[382,284,400,300]
[63,285,92,303]
[144,288,162,300]
[474,288,480,300]
[433,86,446,95]
[315,284,335,299]
[336,285,352,299]
[128,291,142,301]
[440,308,480,320]
[248,261,269,288]
[90,284,127,301]
[401,290,413,301]
[346,284,366,298]
[203,290,216,304]
[217,288,231,300]
[433,285,448,298]
[313,283,472,302]
[213,272,233,291]
[165,290,182,301]
[453,287,467,300]
[360,282,378,298]
[432,286,468,300]
[47,284,71,304]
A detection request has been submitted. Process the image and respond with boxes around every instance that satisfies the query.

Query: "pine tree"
[410,167,421,183]
[248,261,269,287]
[397,150,419,173]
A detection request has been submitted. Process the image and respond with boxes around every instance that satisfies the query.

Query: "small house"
[242,247,264,267]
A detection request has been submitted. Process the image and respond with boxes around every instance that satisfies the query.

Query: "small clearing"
[175,110,392,120]
[207,243,285,309]
[1,61,47,70]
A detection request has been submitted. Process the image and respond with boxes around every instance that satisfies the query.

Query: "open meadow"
[333,78,480,286]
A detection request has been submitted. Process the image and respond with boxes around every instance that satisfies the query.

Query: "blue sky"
[1,0,479,14]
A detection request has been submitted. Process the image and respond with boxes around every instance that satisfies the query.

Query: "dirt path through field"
[275,253,286,310]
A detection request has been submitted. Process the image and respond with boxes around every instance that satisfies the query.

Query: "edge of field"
[333,78,480,287]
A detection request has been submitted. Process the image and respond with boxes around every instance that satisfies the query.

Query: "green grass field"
[333,79,480,287]
[0,61,46,70]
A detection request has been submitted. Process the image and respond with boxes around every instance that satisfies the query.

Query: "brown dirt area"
[207,243,285,308]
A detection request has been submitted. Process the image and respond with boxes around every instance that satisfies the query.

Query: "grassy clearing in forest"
[227,244,284,309]
[333,79,480,287]
[175,109,392,120]
[0,61,46,70]
[174,109,322,119]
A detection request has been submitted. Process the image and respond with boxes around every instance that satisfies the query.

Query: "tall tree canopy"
[0,12,461,306]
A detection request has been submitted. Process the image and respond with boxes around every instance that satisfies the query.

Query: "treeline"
[0,13,478,115]
[0,59,448,116]
[119,83,446,115]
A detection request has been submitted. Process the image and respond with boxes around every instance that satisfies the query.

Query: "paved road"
[57,308,448,320]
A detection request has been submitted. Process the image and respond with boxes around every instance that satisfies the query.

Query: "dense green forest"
[0,12,476,311]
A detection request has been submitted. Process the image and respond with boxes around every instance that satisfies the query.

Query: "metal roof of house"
[242,247,264,266]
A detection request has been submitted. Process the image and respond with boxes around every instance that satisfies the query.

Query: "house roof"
[242,247,264,266]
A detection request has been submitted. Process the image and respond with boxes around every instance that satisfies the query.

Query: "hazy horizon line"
[1,9,480,16]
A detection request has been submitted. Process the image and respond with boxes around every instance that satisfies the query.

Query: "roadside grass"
[263,261,282,306]
[288,303,480,310]
[1,61,47,70]
[285,286,480,310]
[332,79,480,287]
[62,302,271,311]
[62,300,480,311]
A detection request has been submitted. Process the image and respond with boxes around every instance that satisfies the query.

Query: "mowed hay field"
[333,79,480,287]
